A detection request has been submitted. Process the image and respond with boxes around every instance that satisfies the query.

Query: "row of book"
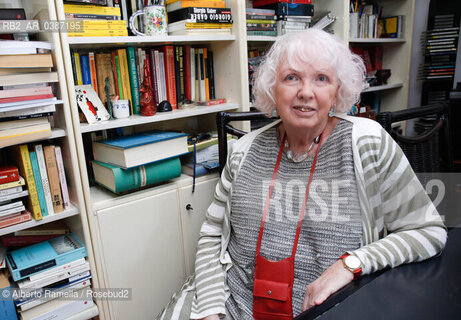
[0,144,70,228]
[71,45,217,116]
[0,40,58,149]
[246,3,313,37]
[0,223,96,320]
[349,2,404,39]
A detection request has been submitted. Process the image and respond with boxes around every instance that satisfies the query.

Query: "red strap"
[255,132,322,258]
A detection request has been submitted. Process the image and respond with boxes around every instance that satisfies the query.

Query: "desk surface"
[297,227,461,320]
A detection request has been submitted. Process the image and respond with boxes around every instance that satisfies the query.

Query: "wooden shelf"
[349,38,406,43]
[79,103,239,133]
[362,83,404,93]
[67,34,236,47]
[0,205,80,236]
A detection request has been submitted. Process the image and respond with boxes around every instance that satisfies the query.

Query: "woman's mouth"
[294,106,315,112]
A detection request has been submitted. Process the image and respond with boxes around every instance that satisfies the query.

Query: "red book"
[158,45,177,109]
[371,46,383,70]
[1,234,58,247]
[253,0,312,6]
[0,166,19,184]
[197,98,226,106]
[0,210,31,229]
[184,45,191,101]
[0,93,54,104]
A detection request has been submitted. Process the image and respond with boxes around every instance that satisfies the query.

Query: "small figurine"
[139,60,156,116]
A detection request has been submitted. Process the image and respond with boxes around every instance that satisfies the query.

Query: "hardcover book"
[0,269,17,320]
[15,220,69,236]
[6,233,87,282]
[92,131,188,168]
[43,145,63,213]
[34,145,54,215]
[0,166,19,184]
[29,151,48,217]
[92,156,182,193]
[0,176,25,191]
[0,210,31,230]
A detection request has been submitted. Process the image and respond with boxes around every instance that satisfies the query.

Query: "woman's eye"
[285,74,298,81]
[317,74,329,82]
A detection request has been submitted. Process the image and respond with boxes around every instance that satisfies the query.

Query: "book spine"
[93,157,181,193]
[179,46,185,103]
[70,50,78,85]
[35,144,54,215]
[1,234,58,247]
[29,151,48,217]
[43,145,64,213]
[0,86,52,99]
[0,93,54,104]
[154,50,163,102]
[54,146,70,210]
[63,4,121,16]
[65,12,120,20]
[149,50,159,106]
[184,45,191,101]
[246,14,276,20]
[111,51,120,99]
[190,47,195,101]
[0,211,31,229]
[0,186,22,196]
[0,178,24,191]
[174,46,181,105]
[0,167,19,184]
[207,51,215,100]
[0,205,24,217]
[0,112,53,123]
[119,49,133,114]
[79,55,91,85]
[161,46,177,109]
[194,49,200,101]
[13,145,42,220]
[95,53,114,105]
[198,49,206,101]
[203,48,210,101]
[158,52,167,102]
[114,53,124,99]
[88,52,98,93]
[127,46,140,114]
[166,0,226,11]
[167,7,232,24]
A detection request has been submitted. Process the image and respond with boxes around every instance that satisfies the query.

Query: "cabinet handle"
[186,204,193,211]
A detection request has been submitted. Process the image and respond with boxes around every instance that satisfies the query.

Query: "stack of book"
[2,144,71,225]
[71,44,218,112]
[166,0,232,35]
[252,0,314,36]
[4,233,96,319]
[64,2,127,37]
[0,166,31,229]
[246,8,277,36]
[0,41,58,148]
[91,131,188,193]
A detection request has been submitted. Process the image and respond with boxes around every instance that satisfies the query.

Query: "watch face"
[345,255,361,269]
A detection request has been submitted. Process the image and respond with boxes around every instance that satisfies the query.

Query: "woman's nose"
[297,80,314,100]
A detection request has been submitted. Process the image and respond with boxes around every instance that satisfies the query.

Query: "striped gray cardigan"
[157,115,447,319]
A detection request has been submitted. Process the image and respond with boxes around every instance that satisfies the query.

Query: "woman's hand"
[198,315,220,320]
[302,259,354,311]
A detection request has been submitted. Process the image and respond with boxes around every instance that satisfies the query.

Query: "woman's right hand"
[198,315,220,320]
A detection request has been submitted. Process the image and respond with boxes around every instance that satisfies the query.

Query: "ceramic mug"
[129,5,167,36]
[112,100,130,119]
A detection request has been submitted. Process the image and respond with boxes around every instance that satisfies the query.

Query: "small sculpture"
[139,60,156,116]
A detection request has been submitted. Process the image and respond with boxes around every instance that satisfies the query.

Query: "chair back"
[216,111,274,173]
[376,102,454,172]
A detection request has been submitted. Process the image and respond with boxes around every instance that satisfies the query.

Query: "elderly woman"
[158,29,446,320]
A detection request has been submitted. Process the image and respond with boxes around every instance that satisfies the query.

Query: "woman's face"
[274,58,339,131]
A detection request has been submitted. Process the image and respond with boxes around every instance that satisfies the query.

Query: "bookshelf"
[0,0,100,318]
[53,0,248,318]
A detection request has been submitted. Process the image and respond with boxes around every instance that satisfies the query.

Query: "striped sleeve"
[350,128,447,274]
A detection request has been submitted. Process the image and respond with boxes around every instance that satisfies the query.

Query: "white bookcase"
[0,0,99,317]
[53,1,249,318]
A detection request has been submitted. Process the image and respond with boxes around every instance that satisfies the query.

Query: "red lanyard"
[255,132,321,258]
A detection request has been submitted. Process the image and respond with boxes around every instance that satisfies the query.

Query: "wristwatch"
[339,253,362,280]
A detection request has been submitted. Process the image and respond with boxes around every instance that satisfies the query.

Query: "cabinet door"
[179,177,219,276]
[96,190,185,319]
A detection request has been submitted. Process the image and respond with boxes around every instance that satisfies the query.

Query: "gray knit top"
[226,119,362,319]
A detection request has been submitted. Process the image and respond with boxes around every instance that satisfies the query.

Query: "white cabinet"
[95,188,186,319]
[179,177,219,276]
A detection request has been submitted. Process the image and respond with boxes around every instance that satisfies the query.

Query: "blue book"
[6,234,87,282]
[79,55,91,85]
[92,131,189,169]
[29,151,48,217]
[0,270,17,320]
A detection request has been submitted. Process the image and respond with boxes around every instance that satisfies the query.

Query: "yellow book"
[68,30,128,37]
[165,0,225,9]
[183,23,232,29]
[10,145,42,220]
[63,4,121,16]
[73,52,83,85]
[117,49,132,114]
